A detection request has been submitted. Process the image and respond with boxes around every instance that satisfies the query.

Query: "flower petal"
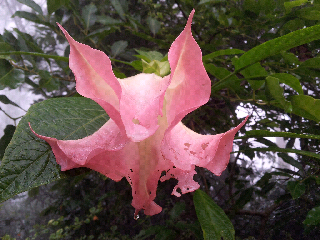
[57,24,123,129]
[165,9,211,131]
[29,119,128,171]
[162,116,249,175]
[118,73,170,142]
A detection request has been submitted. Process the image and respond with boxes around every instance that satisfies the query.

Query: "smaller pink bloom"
[30,10,248,217]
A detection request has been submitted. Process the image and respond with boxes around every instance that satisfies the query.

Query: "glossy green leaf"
[111,40,128,57]
[287,181,306,199]
[271,73,303,95]
[17,0,43,15]
[234,24,320,71]
[194,189,235,240]
[0,97,109,203]
[265,76,292,112]
[202,49,245,61]
[291,95,320,122]
[147,17,161,36]
[303,206,320,226]
[82,3,97,30]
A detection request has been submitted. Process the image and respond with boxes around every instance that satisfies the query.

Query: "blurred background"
[0,0,320,239]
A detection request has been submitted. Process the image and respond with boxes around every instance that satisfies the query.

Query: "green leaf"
[111,40,128,57]
[240,63,267,90]
[271,73,303,95]
[202,49,245,61]
[96,16,122,25]
[47,0,68,14]
[147,17,161,36]
[240,129,320,140]
[0,95,22,109]
[287,181,306,199]
[17,0,43,15]
[38,70,60,91]
[303,206,320,226]
[110,0,126,20]
[205,63,241,92]
[299,6,320,20]
[238,147,320,161]
[82,3,97,30]
[0,97,109,203]
[291,95,320,122]
[135,50,164,62]
[169,202,186,220]
[278,153,303,171]
[235,187,254,209]
[12,11,51,27]
[0,125,16,160]
[0,51,68,62]
[234,24,320,71]
[284,0,308,13]
[0,59,24,89]
[265,76,292,112]
[194,189,235,240]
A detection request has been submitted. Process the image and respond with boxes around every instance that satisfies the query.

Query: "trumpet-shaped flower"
[30,10,248,217]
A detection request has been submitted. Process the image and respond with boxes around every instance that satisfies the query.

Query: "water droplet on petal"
[134,214,139,220]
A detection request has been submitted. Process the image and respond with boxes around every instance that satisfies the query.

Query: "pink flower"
[30,10,248,217]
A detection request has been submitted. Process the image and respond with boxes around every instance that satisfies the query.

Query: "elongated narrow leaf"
[194,189,235,240]
[271,73,303,95]
[202,49,245,61]
[111,0,126,20]
[0,95,23,110]
[111,40,128,57]
[47,0,68,14]
[266,76,292,112]
[234,24,320,71]
[17,0,43,15]
[82,3,97,30]
[238,129,320,140]
[147,17,161,36]
[239,147,320,161]
[0,97,109,203]
[291,95,320,122]
[0,51,68,62]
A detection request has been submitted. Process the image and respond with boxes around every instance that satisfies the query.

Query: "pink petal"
[57,24,123,130]
[29,120,128,171]
[162,116,249,175]
[118,73,170,142]
[165,9,211,131]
